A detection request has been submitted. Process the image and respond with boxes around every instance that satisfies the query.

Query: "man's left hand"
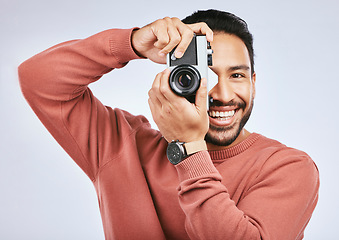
[148,69,209,143]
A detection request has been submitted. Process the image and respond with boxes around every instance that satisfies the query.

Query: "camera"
[167,35,218,106]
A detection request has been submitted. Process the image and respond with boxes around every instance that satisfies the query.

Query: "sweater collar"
[208,133,261,161]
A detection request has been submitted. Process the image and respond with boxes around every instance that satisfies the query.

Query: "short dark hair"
[182,9,255,74]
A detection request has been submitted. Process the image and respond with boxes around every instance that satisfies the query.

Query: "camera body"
[167,35,217,107]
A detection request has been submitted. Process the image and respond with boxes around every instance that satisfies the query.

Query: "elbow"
[18,57,42,99]
[18,60,32,97]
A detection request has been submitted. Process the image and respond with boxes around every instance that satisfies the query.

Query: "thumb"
[195,78,208,114]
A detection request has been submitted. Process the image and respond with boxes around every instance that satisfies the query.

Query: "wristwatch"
[166,140,207,165]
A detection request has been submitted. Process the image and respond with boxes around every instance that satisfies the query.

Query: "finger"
[151,71,161,89]
[195,78,208,114]
[159,68,178,102]
[151,70,168,104]
[158,18,182,56]
[173,21,213,58]
[148,97,159,121]
[187,22,214,42]
[148,95,167,131]
[171,18,195,58]
[148,88,161,109]
[151,19,170,50]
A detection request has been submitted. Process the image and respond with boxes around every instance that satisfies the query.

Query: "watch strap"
[184,140,207,155]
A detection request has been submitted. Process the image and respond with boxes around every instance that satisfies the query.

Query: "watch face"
[167,143,183,165]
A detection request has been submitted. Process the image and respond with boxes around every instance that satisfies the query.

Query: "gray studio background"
[1,0,338,239]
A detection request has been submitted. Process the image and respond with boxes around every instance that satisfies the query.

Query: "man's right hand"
[131,17,213,64]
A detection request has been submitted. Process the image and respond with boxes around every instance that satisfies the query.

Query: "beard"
[205,97,254,147]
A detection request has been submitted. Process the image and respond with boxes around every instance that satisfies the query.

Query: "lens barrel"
[169,65,201,100]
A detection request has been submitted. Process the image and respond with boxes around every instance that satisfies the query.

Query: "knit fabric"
[18,28,319,240]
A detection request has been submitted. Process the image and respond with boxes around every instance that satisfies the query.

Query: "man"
[18,9,319,240]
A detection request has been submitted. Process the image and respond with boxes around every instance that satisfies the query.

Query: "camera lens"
[169,64,201,98]
[178,74,192,88]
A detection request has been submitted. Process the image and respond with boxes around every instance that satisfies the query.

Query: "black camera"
[167,35,217,105]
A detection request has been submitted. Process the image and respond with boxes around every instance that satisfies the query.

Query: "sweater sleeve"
[175,150,319,240]
[18,28,144,181]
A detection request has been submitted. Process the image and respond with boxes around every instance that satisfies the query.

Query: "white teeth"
[208,110,235,119]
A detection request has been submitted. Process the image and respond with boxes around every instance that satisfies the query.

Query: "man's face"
[205,33,256,148]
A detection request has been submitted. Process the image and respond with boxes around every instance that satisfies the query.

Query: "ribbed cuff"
[175,151,219,182]
[109,28,143,65]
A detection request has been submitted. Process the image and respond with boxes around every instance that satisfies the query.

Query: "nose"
[208,78,236,103]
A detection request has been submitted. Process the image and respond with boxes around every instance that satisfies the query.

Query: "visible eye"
[231,73,245,79]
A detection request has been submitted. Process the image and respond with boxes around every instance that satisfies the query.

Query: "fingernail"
[158,52,165,57]
[175,51,183,58]
[208,32,213,42]
[202,78,207,87]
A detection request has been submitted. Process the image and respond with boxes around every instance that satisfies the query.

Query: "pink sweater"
[18,28,319,240]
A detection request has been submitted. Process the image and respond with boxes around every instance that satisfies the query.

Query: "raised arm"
[18,28,143,180]
[18,18,213,181]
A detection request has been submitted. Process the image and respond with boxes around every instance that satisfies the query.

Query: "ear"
[251,72,256,99]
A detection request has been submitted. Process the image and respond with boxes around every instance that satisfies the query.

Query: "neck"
[206,129,251,151]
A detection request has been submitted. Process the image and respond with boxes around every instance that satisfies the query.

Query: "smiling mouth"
[208,110,236,121]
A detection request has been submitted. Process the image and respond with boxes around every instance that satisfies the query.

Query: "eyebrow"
[228,65,250,72]
[209,65,251,73]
